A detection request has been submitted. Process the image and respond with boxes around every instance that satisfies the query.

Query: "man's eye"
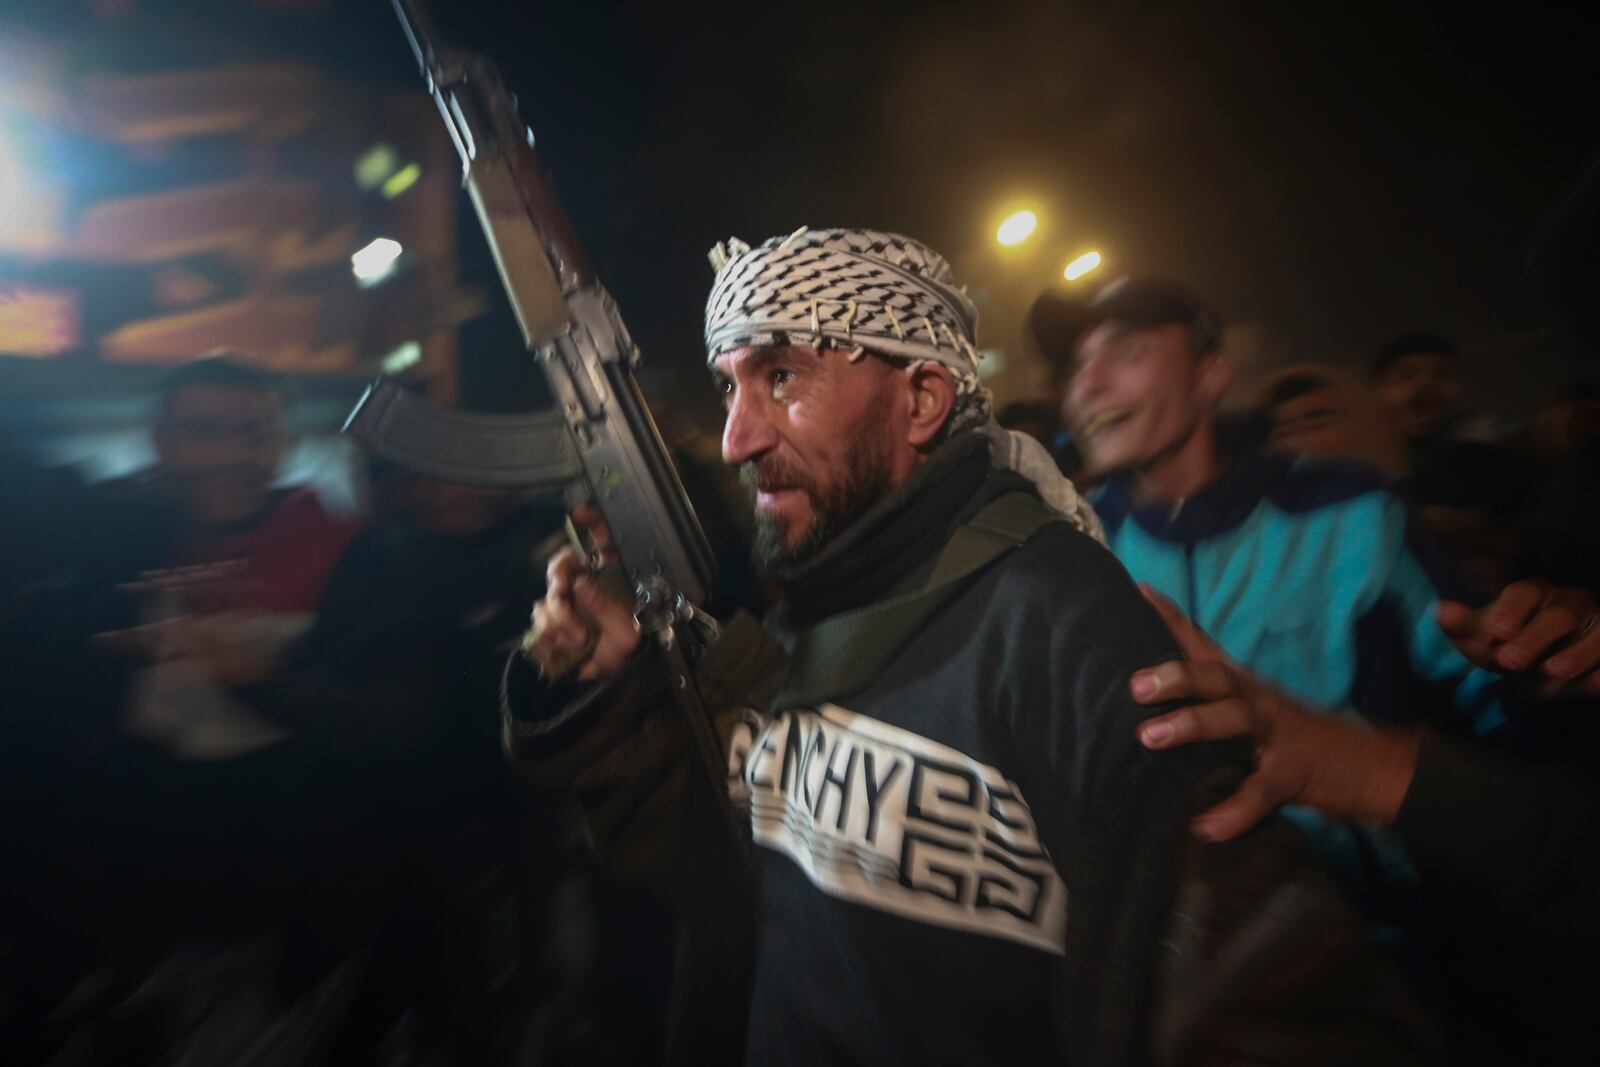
[771,368,793,390]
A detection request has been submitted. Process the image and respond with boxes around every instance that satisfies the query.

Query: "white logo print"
[728,703,1066,955]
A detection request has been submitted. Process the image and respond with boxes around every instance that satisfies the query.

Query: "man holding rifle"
[361,7,1439,1061]
[505,228,1435,1066]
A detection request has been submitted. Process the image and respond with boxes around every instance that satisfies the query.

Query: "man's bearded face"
[740,418,897,569]
[713,345,905,570]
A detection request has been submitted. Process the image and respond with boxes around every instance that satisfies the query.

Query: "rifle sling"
[774,491,1061,707]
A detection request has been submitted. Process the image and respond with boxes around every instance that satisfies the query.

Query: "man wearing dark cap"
[1371,332,1464,441]
[1039,278,1518,913]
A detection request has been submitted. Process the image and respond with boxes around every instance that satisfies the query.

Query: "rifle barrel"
[392,0,438,76]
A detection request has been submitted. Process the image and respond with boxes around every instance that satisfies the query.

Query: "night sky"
[19,0,1600,418]
[425,0,1598,417]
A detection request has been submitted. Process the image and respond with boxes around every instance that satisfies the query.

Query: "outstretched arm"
[1131,586,1600,933]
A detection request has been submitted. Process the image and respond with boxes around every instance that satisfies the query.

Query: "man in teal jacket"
[1037,278,1508,906]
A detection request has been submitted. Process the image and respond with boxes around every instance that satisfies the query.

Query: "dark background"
[17,0,1599,417]
[420,0,1600,417]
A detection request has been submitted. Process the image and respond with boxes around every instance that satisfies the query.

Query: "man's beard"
[741,427,896,571]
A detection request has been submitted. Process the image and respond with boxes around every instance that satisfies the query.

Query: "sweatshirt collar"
[1095,449,1287,542]
[769,431,1027,627]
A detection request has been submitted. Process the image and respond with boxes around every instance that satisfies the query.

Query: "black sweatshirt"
[507,435,1438,1067]
[720,439,1190,1065]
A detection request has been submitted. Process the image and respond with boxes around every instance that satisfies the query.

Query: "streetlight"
[996,210,1038,247]
[1063,249,1102,281]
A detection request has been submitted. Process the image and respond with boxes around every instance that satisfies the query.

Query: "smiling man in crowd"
[1042,279,1561,909]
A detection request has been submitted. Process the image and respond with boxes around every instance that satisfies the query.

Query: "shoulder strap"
[778,492,1060,705]
[924,489,1062,584]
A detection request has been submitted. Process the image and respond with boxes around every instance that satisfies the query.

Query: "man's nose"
[722,390,779,466]
[196,439,252,469]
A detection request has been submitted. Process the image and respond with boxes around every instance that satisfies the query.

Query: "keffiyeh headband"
[704,226,1103,544]
[705,227,982,371]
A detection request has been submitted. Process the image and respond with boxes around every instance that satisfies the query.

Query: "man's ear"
[906,363,958,448]
[1195,352,1236,412]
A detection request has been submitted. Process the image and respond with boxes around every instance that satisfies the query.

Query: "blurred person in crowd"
[0,435,164,1067]
[1,355,362,1065]
[997,397,1096,486]
[996,398,1062,446]
[1042,278,1535,913]
[193,466,626,1065]
[1531,158,1600,360]
[98,355,361,767]
[1045,277,1600,1057]
[506,229,1440,1066]
[0,433,105,609]
[1128,581,1600,1065]
[119,353,359,615]
[1525,380,1600,465]
[93,354,361,757]
[1521,380,1600,594]
[1025,294,1100,487]
[18,453,631,1065]
[1371,333,1535,590]
[1258,364,1410,481]
[1371,332,1463,442]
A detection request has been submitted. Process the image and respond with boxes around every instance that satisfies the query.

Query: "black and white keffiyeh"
[704,227,1104,543]
[706,227,982,371]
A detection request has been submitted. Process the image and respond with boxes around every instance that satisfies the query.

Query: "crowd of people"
[1,359,681,1064]
[1,221,1597,1066]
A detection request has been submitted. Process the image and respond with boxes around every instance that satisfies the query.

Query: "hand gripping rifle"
[345,0,739,835]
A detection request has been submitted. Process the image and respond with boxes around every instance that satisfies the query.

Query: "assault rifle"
[344,0,734,828]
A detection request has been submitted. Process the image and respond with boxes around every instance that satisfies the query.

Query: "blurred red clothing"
[172,487,360,615]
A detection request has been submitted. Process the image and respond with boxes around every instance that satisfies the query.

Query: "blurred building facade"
[0,0,478,496]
